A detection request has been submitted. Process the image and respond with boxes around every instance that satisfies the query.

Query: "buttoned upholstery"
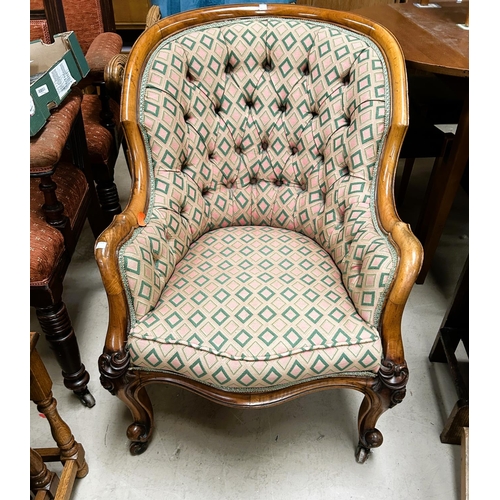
[96,5,422,460]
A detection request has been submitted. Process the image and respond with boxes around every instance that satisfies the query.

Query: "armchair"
[95,4,422,462]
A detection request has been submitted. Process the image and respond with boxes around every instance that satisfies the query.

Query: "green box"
[30,31,90,136]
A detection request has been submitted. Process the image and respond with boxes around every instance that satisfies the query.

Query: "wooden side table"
[428,256,469,444]
[352,1,469,284]
[30,332,89,499]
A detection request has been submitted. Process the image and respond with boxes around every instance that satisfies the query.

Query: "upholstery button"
[250,177,258,185]
[311,111,318,118]
[246,100,254,108]
[201,188,209,197]
[226,182,233,189]
[208,153,215,161]
[275,179,283,187]
[301,183,307,191]
[344,74,350,84]
[214,106,221,115]
[184,113,190,122]
[291,147,298,155]
[235,146,242,154]
[279,104,286,113]
[261,141,268,151]
[225,64,232,74]
[303,64,310,76]
[318,154,324,162]
[263,59,272,71]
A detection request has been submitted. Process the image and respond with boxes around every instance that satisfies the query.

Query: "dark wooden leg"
[429,257,469,444]
[396,157,415,207]
[68,110,108,238]
[92,83,122,224]
[415,95,469,284]
[38,173,73,248]
[35,302,95,408]
[30,448,59,499]
[441,399,469,445]
[92,160,122,225]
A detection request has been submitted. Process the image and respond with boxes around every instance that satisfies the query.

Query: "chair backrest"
[30,0,116,54]
[117,5,409,327]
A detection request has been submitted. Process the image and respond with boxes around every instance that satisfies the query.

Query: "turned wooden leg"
[31,343,89,480]
[91,161,122,224]
[35,302,95,408]
[30,448,59,499]
[396,157,415,207]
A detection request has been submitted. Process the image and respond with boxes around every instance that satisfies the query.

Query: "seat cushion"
[127,226,382,391]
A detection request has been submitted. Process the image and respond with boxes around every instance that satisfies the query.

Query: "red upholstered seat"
[30,163,88,285]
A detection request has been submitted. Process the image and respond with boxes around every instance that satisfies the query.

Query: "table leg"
[429,257,469,444]
[415,94,469,284]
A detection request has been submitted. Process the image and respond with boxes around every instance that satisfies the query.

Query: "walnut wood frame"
[95,4,423,463]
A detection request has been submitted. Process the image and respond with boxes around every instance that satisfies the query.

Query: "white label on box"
[35,84,49,97]
[49,59,76,100]
[30,95,36,116]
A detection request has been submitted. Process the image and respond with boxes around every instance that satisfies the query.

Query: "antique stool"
[30,332,88,499]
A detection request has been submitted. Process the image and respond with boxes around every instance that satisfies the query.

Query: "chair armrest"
[83,31,123,83]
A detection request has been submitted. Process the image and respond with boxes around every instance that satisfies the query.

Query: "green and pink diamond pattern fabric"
[120,18,397,390]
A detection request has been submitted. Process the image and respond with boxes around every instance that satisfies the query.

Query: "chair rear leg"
[36,301,95,408]
[91,161,122,225]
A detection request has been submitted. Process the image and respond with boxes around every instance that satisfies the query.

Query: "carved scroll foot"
[99,352,154,455]
[128,422,151,455]
[355,428,383,464]
[123,385,154,456]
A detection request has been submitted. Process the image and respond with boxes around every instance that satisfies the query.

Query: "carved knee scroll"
[99,349,131,395]
[375,360,410,408]
[99,350,154,455]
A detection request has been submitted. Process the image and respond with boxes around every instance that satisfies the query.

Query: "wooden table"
[353,1,469,284]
